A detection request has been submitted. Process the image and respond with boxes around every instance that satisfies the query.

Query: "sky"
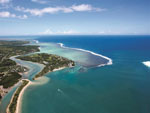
[0,0,149,35]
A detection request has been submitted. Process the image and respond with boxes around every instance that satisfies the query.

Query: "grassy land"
[17,53,75,79]
[8,80,29,113]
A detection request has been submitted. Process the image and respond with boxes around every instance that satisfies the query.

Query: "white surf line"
[33,40,39,44]
[143,61,150,67]
[57,43,113,67]
[38,47,41,50]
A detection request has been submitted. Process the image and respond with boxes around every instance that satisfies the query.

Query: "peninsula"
[17,53,75,79]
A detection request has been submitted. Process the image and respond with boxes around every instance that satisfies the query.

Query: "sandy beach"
[16,80,32,113]
[53,67,66,72]
[6,79,32,113]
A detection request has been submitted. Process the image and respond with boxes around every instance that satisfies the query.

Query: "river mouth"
[0,55,45,113]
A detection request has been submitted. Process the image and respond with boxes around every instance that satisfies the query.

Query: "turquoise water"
[0,83,20,113]
[10,56,44,80]
[0,56,44,113]
[1,35,150,113]
[21,35,150,113]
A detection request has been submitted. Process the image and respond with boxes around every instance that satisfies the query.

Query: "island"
[0,40,75,113]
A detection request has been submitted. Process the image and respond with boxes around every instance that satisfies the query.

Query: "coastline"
[15,80,31,113]
[6,66,69,113]
[33,66,68,80]
[6,79,30,113]
[53,67,66,72]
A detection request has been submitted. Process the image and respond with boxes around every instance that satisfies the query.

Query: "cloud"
[57,30,79,34]
[0,0,10,4]
[71,4,100,12]
[15,4,106,16]
[0,0,13,10]
[31,0,47,4]
[39,29,53,35]
[39,29,79,35]
[0,11,28,19]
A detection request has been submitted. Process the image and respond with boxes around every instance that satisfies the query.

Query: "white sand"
[16,79,32,113]
[6,79,32,113]
[53,67,66,72]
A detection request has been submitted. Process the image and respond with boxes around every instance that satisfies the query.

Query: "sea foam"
[143,61,150,67]
[57,43,113,67]
[33,40,39,44]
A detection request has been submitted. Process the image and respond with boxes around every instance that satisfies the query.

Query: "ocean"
[1,35,150,113]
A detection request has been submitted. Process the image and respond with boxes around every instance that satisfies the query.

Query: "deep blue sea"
[1,35,150,113]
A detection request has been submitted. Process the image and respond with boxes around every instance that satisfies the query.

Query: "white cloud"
[71,4,106,12]
[0,0,10,4]
[39,29,79,35]
[15,4,106,16]
[31,0,47,4]
[0,11,28,19]
[39,29,53,35]
[96,30,121,35]
[17,14,28,19]
[97,31,105,34]
[0,11,12,17]
[57,30,79,34]
[72,4,92,11]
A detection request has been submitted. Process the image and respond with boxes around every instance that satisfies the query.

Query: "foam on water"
[33,40,39,44]
[57,43,113,67]
[143,61,150,67]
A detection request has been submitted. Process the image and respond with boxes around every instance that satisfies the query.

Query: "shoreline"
[33,66,67,80]
[15,80,31,113]
[6,66,69,113]
[6,79,31,113]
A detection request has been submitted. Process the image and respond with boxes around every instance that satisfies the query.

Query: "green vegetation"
[0,72,21,88]
[9,80,29,113]
[17,53,75,79]
[0,40,39,101]
[0,40,29,46]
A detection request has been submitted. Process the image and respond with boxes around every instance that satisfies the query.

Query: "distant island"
[0,40,75,113]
